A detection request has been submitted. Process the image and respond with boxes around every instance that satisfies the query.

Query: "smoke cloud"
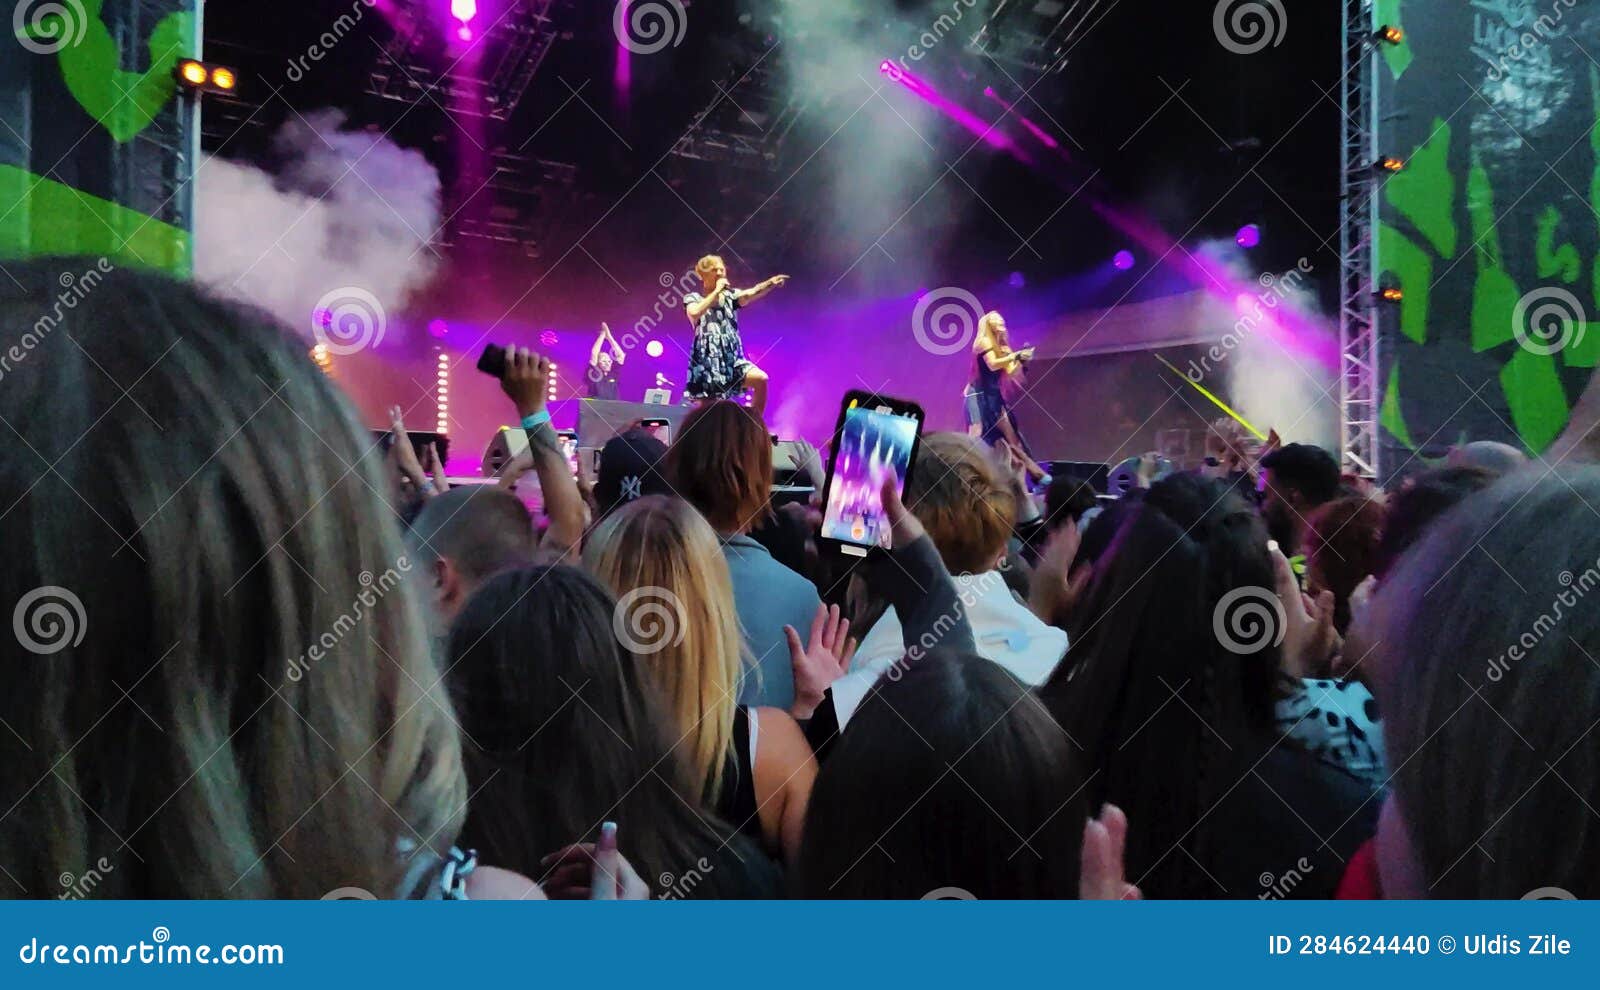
[1194,237,1338,449]
[194,109,441,342]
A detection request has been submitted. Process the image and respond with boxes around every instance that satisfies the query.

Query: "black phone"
[641,418,671,444]
[818,391,925,558]
[477,343,507,379]
[557,429,578,477]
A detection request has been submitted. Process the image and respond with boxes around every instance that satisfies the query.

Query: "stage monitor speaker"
[576,398,693,449]
[1043,460,1110,494]
[480,428,528,477]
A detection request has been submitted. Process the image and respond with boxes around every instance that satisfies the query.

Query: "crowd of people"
[3,261,1599,900]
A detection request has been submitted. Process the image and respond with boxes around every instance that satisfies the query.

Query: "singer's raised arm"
[735,274,789,307]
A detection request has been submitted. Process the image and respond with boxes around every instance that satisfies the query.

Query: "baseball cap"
[595,428,672,518]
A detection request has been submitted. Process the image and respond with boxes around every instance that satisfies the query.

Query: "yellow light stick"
[1153,353,1268,442]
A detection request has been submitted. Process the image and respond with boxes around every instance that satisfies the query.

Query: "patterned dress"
[684,289,752,399]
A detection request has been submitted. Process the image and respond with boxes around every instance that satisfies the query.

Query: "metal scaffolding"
[968,0,1109,76]
[1338,0,1380,479]
[367,0,567,121]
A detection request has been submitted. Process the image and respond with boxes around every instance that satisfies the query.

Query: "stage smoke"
[194,109,441,347]
[771,0,952,286]
[1195,238,1336,450]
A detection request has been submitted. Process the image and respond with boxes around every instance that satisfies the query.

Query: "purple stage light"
[451,0,475,40]
[1113,250,1135,271]
[645,339,664,358]
[1008,271,1025,289]
[539,329,559,347]
[427,319,449,338]
[1235,223,1261,249]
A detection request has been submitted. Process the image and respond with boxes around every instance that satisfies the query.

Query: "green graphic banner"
[1376,0,1600,479]
[3,0,198,272]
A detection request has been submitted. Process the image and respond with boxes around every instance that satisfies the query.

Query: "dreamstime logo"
[612,586,686,655]
[612,0,687,55]
[921,886,977,900]
[1522,886,1577,900]
[14,0,89,54]
[13,585,86,655]
[321,886,378,900]
[1212,586,1285,655]
[311,286,386,355]
[1512,286,1586,356]
[911,287,984,356]
[1212,0,1286,55]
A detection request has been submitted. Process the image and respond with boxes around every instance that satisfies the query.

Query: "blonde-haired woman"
[684,254,788,414]
[965,310,1047,484]
[585,495,834,866]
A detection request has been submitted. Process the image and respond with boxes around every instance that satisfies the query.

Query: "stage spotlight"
[1376,285,1403,303]
[1008,271,1026,289]
[1376,156,1405,173]
[174,59,240,95]
[451,0,476,41]
[539,329,559,347]
[427,319,449,338]
[1113,250,1135,271]
[645,339,664,358]
[1235,224,1261,249]
[1376,25,1404,45]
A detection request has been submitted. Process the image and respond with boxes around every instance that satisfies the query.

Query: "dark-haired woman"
[446,565,784,898]
[1042,474,1376,898]
[798,649,1135,899]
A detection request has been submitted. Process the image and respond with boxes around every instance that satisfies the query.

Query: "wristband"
[520,410,551,431]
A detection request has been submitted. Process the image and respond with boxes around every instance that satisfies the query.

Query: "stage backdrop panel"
[2,0,197,271]
[1375,0,1600,482]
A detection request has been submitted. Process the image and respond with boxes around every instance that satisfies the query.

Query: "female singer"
[964,310,1048,484]
[683,254,788,415]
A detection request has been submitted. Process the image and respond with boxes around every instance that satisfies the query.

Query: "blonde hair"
[583,496,746,803]
[695,255,725,284]
[974,310,1009,354]
[0,263,464,898]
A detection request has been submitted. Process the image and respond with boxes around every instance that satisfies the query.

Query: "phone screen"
[642,418,671,444]
[820,398,921,553]
[557,431,578,477]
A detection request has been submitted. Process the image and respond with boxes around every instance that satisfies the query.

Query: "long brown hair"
[0,260,463,898]
[583,496,746,803]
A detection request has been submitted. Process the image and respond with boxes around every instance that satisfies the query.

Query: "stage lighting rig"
[367,0,569,120]
[174,58,239,95]
[1375,156,1405,173]
[968,0,1110,75]
[1375,25,1404,45]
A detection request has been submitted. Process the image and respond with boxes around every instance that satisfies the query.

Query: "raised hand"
[538,825,651,900]
[387,405,428,491]
[1079,803,1141,900]
[880,473,926,549]
[785,602,856,721]
[1273,544,1338,678]
[499,344,552,419]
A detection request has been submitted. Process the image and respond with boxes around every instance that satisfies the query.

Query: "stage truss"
[1338,0,1379,479]
[367,0,567,121]
[968,0,1110,75]
[669,59,807,172]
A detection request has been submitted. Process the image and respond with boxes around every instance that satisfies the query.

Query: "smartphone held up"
[818,391,924,558]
